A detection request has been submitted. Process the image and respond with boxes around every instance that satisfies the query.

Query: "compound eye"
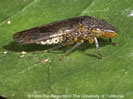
[91,28,101,33]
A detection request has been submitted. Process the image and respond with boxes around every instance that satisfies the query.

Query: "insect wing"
[13,17,85,44]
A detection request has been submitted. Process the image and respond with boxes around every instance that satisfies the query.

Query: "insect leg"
[109,38,117,46]
[94,37,103,59]
[109,38,112,43]
[61,40,83,60]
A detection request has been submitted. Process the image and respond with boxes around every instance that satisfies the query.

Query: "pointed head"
[90,18,118,38]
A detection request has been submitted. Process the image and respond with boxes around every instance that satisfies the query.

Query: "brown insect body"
[13,16,118,59]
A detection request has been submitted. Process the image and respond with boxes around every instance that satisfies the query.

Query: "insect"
[13,16,118,60]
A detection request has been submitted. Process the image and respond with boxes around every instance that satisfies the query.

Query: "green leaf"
[0,0,133,99]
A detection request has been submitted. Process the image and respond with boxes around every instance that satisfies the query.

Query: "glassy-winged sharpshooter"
[13,16,118,60]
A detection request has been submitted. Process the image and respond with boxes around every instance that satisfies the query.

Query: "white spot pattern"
[37,36,64,45]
